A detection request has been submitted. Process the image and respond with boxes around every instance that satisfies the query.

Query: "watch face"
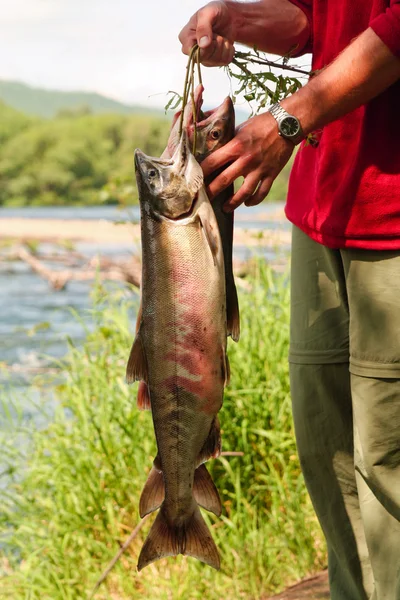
[280,116,300,138]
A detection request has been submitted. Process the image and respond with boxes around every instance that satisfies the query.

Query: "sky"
[0,0,311,111]
[0,0,238,109]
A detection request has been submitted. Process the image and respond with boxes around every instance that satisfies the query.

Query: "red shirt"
[286,0,400,249]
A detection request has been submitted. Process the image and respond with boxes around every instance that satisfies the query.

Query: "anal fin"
[139,461,165,518]
[193,464,222,516]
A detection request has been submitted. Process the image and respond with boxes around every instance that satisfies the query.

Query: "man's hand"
[179,1,310,63]
[179,1,235,66]
[201,112,295,211]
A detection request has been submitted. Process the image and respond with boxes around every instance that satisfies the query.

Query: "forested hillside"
[0,80,164,118]
[0,101,292,207]
[0,102,170,206]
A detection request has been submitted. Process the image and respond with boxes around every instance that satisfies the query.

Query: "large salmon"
[127,133,228,571]
[163,87,240,341]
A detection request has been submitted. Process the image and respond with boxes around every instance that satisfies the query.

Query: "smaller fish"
[164,87,240,342]
[188,95,240,343]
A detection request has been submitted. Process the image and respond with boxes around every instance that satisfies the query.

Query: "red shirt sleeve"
[287,0,313,55]
[370,0,400,58]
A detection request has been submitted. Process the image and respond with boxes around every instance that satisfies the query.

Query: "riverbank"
[0,262,326,599]
[0,215,290,247]
[267,572,329,599]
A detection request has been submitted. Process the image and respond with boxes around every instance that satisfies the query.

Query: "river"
[0,203,288,393]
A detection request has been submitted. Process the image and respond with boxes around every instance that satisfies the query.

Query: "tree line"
[0,103,170,207]
[0,102,291,207]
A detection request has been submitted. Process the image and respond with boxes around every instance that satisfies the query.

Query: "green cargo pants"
[289,226,400,600]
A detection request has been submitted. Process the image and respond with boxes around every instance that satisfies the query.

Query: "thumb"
[195,5,219,48]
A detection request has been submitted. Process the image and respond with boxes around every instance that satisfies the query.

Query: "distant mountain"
[0,79,253,123]
[0,80,165,119]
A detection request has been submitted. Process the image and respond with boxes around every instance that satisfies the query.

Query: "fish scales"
[128,133,227,570]
[142,211,225,520]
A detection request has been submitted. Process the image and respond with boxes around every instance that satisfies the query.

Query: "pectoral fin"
[135,299,143,334]
[199,213,219,266]
[126,331,148,385]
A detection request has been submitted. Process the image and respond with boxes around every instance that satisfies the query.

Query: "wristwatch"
[268,103,304,145]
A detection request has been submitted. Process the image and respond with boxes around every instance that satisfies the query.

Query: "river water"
[0,203,288,392]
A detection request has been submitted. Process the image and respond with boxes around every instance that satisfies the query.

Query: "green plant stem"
[179,44,200,138]
[231,58,271,95]
[90,514,151,598]
[234,53,310,77]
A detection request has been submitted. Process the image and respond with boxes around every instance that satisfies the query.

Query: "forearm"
[227,0,310,56]
[282,27,400,136]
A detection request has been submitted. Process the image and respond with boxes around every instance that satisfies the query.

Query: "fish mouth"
[134,149,172,171]
[171,130,191,176]
[183,84,205,130]
[165,131,202,221]
[134,131,193,181]
[195,96,234,129]
[135,132,203,222]
[186,96,235,157]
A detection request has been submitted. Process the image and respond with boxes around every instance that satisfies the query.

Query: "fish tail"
[137,504,220,571]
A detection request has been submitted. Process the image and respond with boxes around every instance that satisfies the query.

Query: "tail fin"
[137,504,220,571]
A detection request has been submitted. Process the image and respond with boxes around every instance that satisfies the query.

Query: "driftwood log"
[1,244,287,292]
[9,246,141,291]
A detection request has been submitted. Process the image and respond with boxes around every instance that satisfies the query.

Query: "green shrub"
[0,263,326,599]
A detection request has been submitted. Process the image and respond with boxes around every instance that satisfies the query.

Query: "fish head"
[188,96,235,162]
[134,132,204,220]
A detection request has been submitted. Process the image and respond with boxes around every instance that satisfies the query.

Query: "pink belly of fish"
[143,220,225,523]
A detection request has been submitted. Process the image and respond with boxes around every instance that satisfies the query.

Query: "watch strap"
[269,103,290,123]
[269,102,304,145]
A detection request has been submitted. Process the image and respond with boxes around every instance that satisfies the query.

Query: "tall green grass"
[0,263,326,599]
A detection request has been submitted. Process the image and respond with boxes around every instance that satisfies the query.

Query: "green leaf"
[261,72,279,83]
[164,91,182,114]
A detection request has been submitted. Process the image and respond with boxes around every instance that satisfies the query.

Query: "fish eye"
[210,129,220,140]
[148,168,157,178]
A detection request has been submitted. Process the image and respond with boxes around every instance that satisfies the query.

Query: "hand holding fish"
[179,1,235,66]
[202,111,295,212]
